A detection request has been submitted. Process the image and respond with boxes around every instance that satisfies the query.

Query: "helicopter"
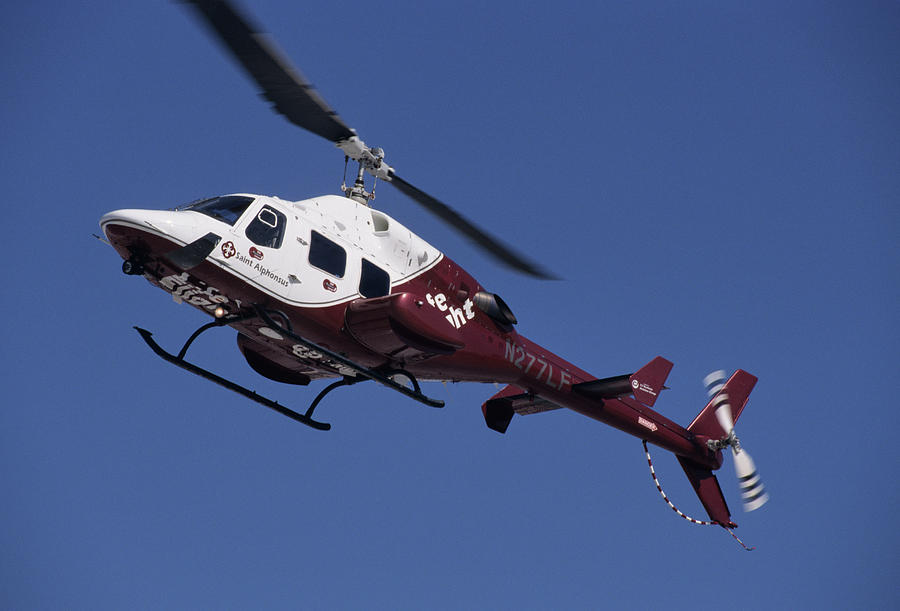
[100,0,767,543]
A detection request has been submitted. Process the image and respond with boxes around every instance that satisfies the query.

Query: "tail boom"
[482,346,762,527]
[486,346,724,469]
[543,376,722,469]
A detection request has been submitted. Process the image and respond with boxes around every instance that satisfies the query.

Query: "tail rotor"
[704,371,769,512]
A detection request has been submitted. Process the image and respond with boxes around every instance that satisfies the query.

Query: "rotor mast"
[337,136,392,205]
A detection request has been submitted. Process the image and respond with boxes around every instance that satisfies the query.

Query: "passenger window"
[245,205,286,248]
[359,259,390,298]
[308,231,346,277]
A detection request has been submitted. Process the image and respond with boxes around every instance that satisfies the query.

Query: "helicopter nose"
[100,209,200,244]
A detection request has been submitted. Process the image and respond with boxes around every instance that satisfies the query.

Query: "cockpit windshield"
[183,195,254,226]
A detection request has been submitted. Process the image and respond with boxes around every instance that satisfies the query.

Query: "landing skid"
[134,306,443,430]
[136,326,334,430]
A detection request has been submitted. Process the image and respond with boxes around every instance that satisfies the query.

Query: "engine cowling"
[344,292,464,362]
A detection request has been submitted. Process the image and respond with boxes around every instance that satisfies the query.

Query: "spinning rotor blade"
[703,370,735,434]
[389,174,557,280]
[732,448,769,512]
[183,0,354,143]
[182,0,558,280]
[704,370,769,512]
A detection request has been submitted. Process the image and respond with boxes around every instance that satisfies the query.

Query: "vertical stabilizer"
[629,356,673,407]
[676,457,735,527]
[686,369,757,438]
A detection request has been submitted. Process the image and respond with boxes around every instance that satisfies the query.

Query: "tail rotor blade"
[704,370,734,435]
[704,369,769,512]
[732,448,769,511]
[703,370,728,397]
[714,396,735,436]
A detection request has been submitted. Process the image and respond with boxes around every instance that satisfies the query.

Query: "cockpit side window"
[359,259,390,298]
[185,195,254,226]
[308,230,346,278]
[245,205,287,249]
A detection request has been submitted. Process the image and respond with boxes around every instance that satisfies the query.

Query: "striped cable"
[642,440,755,551]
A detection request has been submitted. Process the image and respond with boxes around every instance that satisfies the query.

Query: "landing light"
[214,305,227,319]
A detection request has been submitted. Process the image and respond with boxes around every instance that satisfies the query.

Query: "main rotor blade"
[183,0,355,143]
[184,1,559,280]
[389,174,558,280]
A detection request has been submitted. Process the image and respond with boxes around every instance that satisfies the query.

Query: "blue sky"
[2,1,898,608]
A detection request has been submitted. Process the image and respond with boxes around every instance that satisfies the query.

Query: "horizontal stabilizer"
[481,385,563,433]
[572,374,632,400]
[573,356,673,407]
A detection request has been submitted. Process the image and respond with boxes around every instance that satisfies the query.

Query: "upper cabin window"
[359,259,390,298]
[185,195,254,226]
[308,230,346,277]
[245,205,287,249]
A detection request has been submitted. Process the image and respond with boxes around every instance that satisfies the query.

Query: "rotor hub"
[706,430,742,453]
